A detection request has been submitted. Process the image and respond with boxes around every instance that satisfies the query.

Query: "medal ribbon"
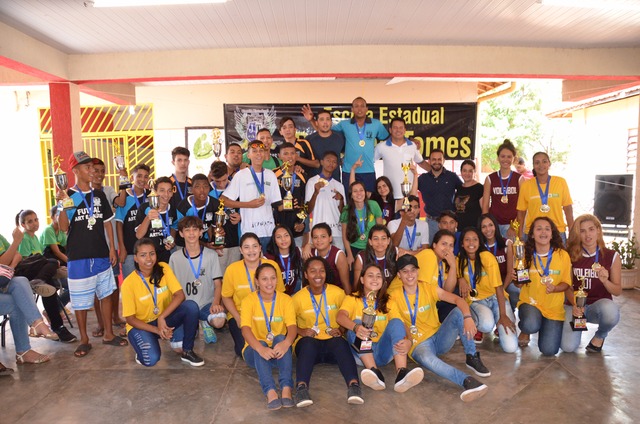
[534,248,554,279]
[313,248,331,260]
[362,295,378,311]
[356,122,367,141]
[278,254,291,286]
[583,246,599,264]
[438,261,445,288]
[499,171,513,198]
[319,172,332,183]
[403,287,419,327]
[467,261,476,289]
[160,209,171,237]
[355,204,367,236]
[191,197,209,222]
[308,286,330,329]
[404,224,417,250]
[185,247,204,283]
[250,167,265,197]
[74,185,94,219]
[485,242,497,256]
[258,292,276,336]
[211,182,222,199]
[536,175,551,207]
[138,272,158,315]
[132,189,147,209]
[172,174,188,201]
[244,260,261,292]
[376,257,386,276]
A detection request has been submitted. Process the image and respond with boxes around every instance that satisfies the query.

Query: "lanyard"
[211,182,222,199]
[319,172,332,183]
[438,261,444,288]
[404,224,417,250]
[278,254,291,285]
[403,287,419,327]
[485,242,497,256]
[499,171,513,197]
[160,209,171,237]
[250,167,265,197]
[583,246,599,263]
[355,204,367,235]
[185,247,204,282]
[138,272,158,314]
[191,197,209,222]
[467,261,476,289]
[258,292,276,335]
[534,248,554,277]
[172,174,188,200]
[132,189,147,209]
[536,176,551,206]
[308,286,330,328]
[244,260,261,291]
[74,185,94,218]
[376,256,386,275]
[314,248,331,260]
[356,122,367,141]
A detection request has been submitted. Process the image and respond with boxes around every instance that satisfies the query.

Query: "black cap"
[396,254,419,271]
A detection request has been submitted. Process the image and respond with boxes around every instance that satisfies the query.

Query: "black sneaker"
[466,352,491,377]
[55,326,77,343]
[347,383,364,404]
[460,377,488,402]
[295,384,313,408]
[393,367,424,393]
[360,367,385,390]
[180,350,204,367]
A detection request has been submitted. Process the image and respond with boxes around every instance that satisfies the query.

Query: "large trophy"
[113,145,132,190]
[511,220,531,285]
[213,198,226,246]
[281,162,294,210]
[570,277,588,331]
[147,179,162,229]
[212,128,222,160]
[400,162,412,211]
[352,291,378,353]
[52,155,74,210]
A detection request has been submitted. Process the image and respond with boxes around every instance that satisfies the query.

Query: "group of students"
[0,110,622,412]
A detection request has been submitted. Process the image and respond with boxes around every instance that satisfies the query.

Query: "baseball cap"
[68,151,92,169]
[396,254,419,271]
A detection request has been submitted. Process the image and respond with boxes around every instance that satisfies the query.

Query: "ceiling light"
[538,0,640,11]
[90,0,228,7]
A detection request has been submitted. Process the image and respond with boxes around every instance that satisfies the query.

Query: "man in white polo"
[387,195,429,252]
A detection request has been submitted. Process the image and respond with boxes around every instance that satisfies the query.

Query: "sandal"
[92,327,104,338]
[0,361,14,376]
[74,344,92,358]
[102,335,128,347]
[31,320,60,341]
[16,350,50,364]
[586,338,604,353]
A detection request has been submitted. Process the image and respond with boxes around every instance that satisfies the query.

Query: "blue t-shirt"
[333,118,389,174]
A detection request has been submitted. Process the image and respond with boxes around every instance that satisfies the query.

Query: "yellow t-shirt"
[121,263,183,333]
[516,176,572,232]
[292,284,345,341]
[339,294,401,343]
[240,291,296,354]
[389,284,441,355]
[221,258,285,320]
[458,251,502,303]
[517,248,572,321]
[388,248,440,292]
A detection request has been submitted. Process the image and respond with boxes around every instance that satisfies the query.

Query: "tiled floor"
[2,288,638,424]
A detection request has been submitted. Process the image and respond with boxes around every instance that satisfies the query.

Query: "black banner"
[223,103,477,160]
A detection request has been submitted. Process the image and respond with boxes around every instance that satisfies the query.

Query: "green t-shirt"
[339,200,383,250]
[18,233,43,257]
[39,224,67,249]
[0,234,10,256]
[242,151,281,170]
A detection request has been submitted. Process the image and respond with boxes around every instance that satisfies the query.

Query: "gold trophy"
[53,155,74,210]
[147,179,162,229]
[113,145,132,190]
[352,291,377,353]
[212,128,222,160]
[296,202,308,225]
[213,198,226,246]
[281,162,294,210]
[511,220,531,285]
[401,162,412,211]
[570,277,588,331]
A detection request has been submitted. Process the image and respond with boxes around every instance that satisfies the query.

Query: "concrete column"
[49,82,82,182]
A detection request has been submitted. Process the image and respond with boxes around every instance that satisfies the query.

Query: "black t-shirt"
[454,183,484,230]
[169,176,192,210]
[175,195,221,246]
[65,187,114,261]
[134,202,178,264]
[307,131,345,181]
[272,167,307,238]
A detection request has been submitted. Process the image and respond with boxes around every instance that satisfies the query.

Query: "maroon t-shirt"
[570,247,616,305]
[488,171,521,225]
[313,246,345,288]
[486,241,508,282]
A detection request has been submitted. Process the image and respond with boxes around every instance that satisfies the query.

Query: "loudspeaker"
[594,174,633,226]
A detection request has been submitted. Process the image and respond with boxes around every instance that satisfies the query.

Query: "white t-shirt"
[387,218,429,251]
[374,139,424,199]
[305,174,346,241]
[169,247,222,309]
[222,167,281,238]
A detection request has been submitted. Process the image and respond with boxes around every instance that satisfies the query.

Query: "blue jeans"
[411,308,475,387]
[259,237,271,253]
[426,218,439,245]
[518,303,563,356]
[172,302,211,344]
[0,277,42,352]
[560,299,620,353]
[243,334,293,395]
[470,295,518,353]
[343,171,376,194]
[127,300,199,366]
[505,283,521,312]
[346,318,406,367]
[121,254,136,279]
[498,224,511,239]
[294,336,359,386]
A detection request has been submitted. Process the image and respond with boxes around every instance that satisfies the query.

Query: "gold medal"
[360,234,366,241]
[359,139,365,147]
[540,204,551,213]
[592,262,602,271]
[501,195,508,204]
[469,289,478,299]
[540,275,553,285]
[259,193,265,199]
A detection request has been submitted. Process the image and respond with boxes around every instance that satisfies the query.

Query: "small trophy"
[53,155,74,210]
[212,128,222,160]
[113,145,132,190]
[213,198,226,246]
[352,291,377,353]
[570,277,588,331]
[296,202,308,224]
[147,179,162,229]
[281,162,294,210]
[511,220,531,285]
[400,162,412,211]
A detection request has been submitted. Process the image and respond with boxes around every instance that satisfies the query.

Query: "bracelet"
[463,315,472,320]
[353,323,360,332]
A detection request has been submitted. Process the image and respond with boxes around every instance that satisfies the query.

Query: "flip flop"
[74,344,92,358]
[0,362,14,376]
[92,328,104,338]
[102,335,128,347]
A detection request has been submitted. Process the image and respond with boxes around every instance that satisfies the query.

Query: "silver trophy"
[113,145,132,190]
[400,162,412,211]
[148,180,162,229]
[53,155,74,210]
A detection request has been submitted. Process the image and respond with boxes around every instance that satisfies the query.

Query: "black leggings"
[228,318,245,357]
[294,336,359,387]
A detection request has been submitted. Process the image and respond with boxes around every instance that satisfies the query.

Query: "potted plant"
[609,235,640,289]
